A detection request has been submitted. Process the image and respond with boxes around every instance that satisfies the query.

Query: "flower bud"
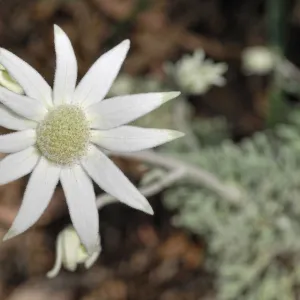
[242,46,276,75]
[47,226,101,278]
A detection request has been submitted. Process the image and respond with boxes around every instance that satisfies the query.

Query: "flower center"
[36,105,90,165]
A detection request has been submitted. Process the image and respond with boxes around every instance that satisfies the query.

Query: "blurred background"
[1,0,300,299]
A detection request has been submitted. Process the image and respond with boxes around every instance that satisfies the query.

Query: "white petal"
[91,126,184,152]
[0,48,52,107]
[47,233,64,278]
[73,40,130,108]
[0,70,24,94]
[213,76,226,86]
[0,87,48,121]
[53,25,77,106]
[81,145,153,215]
[62,227,81,271]
[77,247,89,263]
[84,250,100,269]
[3,157,60,241]
[0,130,36,153]
[60,165,100,255]
[86,92,180,130]
[0,147,40,185]
[0,104,37,130]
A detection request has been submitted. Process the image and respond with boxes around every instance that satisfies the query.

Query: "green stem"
[267,0,286,53]
[266,0,289,127]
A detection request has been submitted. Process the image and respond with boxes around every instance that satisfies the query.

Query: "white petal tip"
[86,245,101,256]
[46,269,59,279]
[162,91,181,103]
[219,62,228,70]
[3,229,16,241]
[85,237,101,256]
[54,24,63,34]
[142,203,154,215]
[169,131,185,140]
[122,39,131,49]
[84,248,101,269]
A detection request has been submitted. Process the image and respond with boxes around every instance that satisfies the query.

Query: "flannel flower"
[242,46,276,75]
[165,49,227,95]
[47,226,100,278]
[0,25,183,254]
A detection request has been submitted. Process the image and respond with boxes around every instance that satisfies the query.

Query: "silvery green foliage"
[192,117,230,147]
[162,112,300,300]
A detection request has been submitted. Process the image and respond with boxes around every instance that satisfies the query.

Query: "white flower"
[167,49,227,95]
[0,25,183,254]
[0,64,24,94]
[242,46,276,75]
[47,225,100,278]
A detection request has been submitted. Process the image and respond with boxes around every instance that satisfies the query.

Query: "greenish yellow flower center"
[36,105,90,165]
